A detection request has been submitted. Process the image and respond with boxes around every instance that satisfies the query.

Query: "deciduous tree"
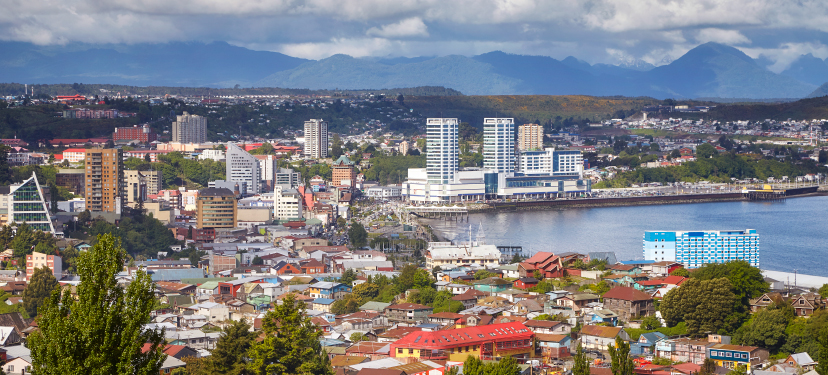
[22,266,59,317]
[210,320,257,374]
[28,233,165,375]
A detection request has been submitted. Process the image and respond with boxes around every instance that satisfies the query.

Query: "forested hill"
[0,83,462,97]
[702,96,828,121]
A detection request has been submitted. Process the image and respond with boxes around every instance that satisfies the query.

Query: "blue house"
[589,309,619,326]
[631,332,667,355]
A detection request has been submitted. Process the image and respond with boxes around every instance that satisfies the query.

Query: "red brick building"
[114,125,157,143]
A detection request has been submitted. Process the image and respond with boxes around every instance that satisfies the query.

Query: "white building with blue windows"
[643,230,759,268]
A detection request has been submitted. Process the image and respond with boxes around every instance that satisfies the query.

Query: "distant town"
[0,91,827,375]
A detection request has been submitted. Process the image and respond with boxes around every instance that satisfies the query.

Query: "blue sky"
[4,0,828,71]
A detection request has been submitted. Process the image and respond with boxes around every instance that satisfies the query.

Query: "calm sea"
[426,195,828,276]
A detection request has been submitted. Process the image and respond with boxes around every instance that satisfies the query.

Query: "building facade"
[26,251,62,281]
[84,148,124,213]
[56,169,85,196]
[113,124,157,143]
[483,118,515,174]
[518,123,543,151]
[273,186,303,220]
[399,141,410,155]
[303,119,328,159]
[2,173,55,233]
[643,230,759,268]
[331,155,356,187]
[172,112,207,144]
[125,170,147,205]
[275,168,300,189]
[426,118,459,185]
[197,188,237,229]
[226,143,261,195]
[390,322,534,363]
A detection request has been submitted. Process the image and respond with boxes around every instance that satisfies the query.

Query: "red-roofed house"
[390,322,533,363]
[519,252,565,278]
[602,286,655,321]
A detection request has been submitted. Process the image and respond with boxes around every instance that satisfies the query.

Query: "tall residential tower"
[483,118,515,174]
[426,118,459,184]
[304,119,328,159]
[85,148,124,213]
[518,123,543,151]
[172,112,207,144]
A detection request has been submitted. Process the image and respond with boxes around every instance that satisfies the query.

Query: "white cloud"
[367,17,429,38]
[695,28,751,45]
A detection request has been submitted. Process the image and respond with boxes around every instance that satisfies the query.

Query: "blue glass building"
[643,230,759,268]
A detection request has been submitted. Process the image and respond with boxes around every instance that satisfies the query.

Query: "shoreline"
[466,190,826,214]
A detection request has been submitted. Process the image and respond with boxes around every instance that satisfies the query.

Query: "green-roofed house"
[197,281,220,296]
[359,301,391,313]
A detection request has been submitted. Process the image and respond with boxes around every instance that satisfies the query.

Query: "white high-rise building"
[426,118,459,184]
[226,143,260,195]
[172,112,207,144]
[483,118,515,174]
[304,119,328,159]
[273,186,303,220]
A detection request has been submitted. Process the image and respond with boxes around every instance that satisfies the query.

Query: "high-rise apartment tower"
[172,112,207,144]
[304,119,328,159]
[426,118,459,184]
[483,118,515,174]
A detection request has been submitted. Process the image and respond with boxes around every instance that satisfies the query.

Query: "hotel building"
[643,230,759,268]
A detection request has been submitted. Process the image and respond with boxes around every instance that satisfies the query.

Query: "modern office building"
[84,148,124,213]
[196,188,237,229]
[273,186,303,220]
[518,148,584,178]
[518,123,544,151]
[226,143,260,195]
[56,169,85,196]
[1,173,55,233]
[331,155,356,187]
[426,118,459,184]
[172,112,207,144]
[113,124,157,143]
[643,230,759,268]
[275,168,301,189]
[483,118,515,174]
[304,119,328,159]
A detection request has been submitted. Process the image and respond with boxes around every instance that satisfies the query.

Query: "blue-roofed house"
[313,298,336,313]
[631,332,667,355]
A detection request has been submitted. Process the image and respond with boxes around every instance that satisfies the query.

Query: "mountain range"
[1,41,827,99]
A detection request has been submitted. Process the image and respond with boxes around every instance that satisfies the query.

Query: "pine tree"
[608,336,635,375]
[22,266,59,317]
[573,343,591,375]
[28,233,165,375]
[247,294,334,375]
[210,320,257,374]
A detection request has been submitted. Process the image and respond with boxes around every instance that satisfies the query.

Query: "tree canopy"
[28,233,165,375]
[22,266,59,317]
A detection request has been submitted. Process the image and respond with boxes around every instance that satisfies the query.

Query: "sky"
[4,0,828,72]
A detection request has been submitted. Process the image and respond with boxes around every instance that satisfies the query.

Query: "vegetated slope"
[404,95,662,125]
[257,54,522,95]
[703,96,828,121]
[646,43,815,99]
[0,41,309,87]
